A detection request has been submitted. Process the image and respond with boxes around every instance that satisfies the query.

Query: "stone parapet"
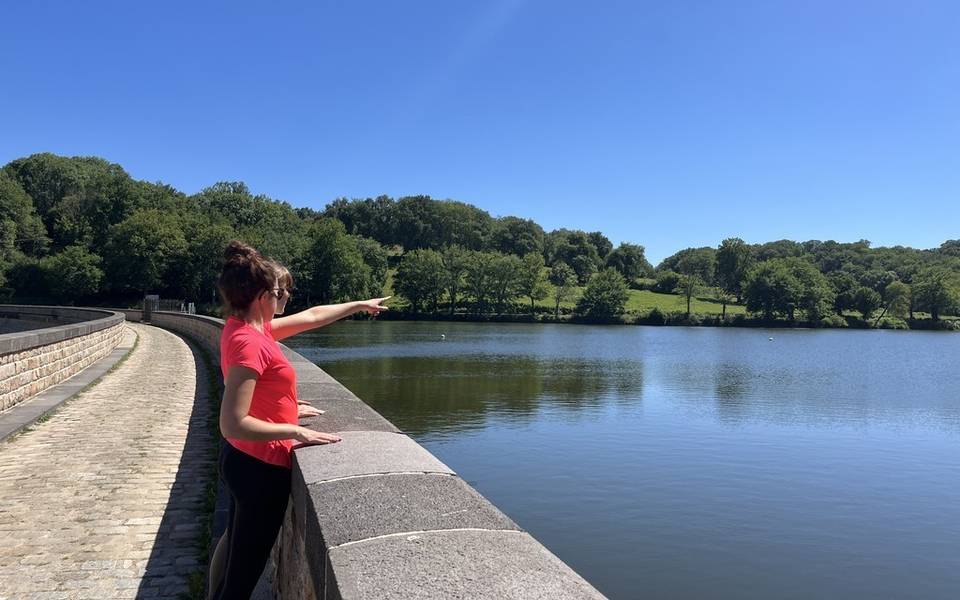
[0,305,126,413]
[140,311,606,600]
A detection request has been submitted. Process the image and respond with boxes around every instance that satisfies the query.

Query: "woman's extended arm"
[270,297,390,341]
[220,365,340,445]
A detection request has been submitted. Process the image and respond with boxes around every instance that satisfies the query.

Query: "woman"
[210,240,388,599]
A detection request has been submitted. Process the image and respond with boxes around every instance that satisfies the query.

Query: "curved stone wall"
[139,311,605,599]
[0,305,126,413]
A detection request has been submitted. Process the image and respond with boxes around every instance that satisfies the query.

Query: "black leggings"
[211,441,291,600]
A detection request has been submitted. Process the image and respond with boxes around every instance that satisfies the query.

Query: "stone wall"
[142,311,606,600]
[0,306,126,413]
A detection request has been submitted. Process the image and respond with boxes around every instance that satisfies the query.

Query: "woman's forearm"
[307,301,360,328]
[222,414,300,442]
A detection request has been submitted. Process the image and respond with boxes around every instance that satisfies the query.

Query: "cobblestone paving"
[0,323,216,599]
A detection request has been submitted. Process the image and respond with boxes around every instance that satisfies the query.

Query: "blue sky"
[1,1,957,263]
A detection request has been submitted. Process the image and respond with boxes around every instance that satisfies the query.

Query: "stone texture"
[326,529,607,600]
[0,313,125,412]
[293,431,454,486]
[296,386,399,435]
[0,322,215,599]
[305,473,520,549]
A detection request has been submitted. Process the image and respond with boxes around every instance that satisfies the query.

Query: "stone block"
[296,388,398,435]
[293,432,453,487]
[325,529,606,600]
[304,473,519,549]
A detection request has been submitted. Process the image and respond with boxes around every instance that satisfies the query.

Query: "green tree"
[517,252,548,313]
[716,237,753,301]
[49,163,141,249]
[658,247,717,283]
[883,280,911,319]
[744,260,801,320]
[489,216,544,256]
[745,257,833,321]
[852,286,882,321]
[678,274,701,316]
[0,170,49,257]
[675,247,717,285]
[549,262,577,317]
[299,219,374,305]
[544,229,601,283]
[715,289,735,319]
[570,254,597,285]
[605,243,653,281]
[752,239,803,262]
[394,249,445,313]
[354,236,389,297]
[323,195,398,244]
[435,201,493,250]
[790,257,835,321]
[464,251,495,314]
[40,245,104,302]
[913,268,959,320]
[102,209,188,297]
[587,231,613,260]
[176,215,238,303]
[859,269,897,295]
[3,153,86,228]
[828,271,859,315]
[392,195,442,250]
[441,245,469,314]
[489,253,524,314]
[575,268,629,317]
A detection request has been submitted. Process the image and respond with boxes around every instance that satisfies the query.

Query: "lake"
[285,321,960,599]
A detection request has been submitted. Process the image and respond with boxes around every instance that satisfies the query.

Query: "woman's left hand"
[356,297,391,316]
[298,404,325,418]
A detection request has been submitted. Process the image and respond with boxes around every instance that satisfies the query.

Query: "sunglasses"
[268,287,293,299]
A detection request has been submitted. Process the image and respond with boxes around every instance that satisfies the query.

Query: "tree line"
[0,153,957,327]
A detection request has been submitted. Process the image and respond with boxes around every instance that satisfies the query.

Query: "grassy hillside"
[383,268,746,315]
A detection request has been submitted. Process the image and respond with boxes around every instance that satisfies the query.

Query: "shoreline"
[372,310,960,331]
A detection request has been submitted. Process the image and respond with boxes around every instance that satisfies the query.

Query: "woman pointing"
[210,240,388,599]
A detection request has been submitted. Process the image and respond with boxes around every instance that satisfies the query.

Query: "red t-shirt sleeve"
[225,332,269,376]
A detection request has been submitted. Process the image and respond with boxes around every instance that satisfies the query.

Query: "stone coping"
[0,305,126,355]
[134,311,606,600]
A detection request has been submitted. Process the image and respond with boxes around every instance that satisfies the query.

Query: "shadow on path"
[135,331,218,599]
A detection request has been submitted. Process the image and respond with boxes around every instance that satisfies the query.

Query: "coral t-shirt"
[220,316,298,468]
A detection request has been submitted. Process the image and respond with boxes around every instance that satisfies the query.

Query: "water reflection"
[286,321,960,435]
[299,353,644,438]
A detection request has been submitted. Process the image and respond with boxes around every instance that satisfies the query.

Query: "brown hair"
[217,241,277,316]
[272,262,294,292]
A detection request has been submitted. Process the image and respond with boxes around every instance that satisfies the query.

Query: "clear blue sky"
[2,1,957,264]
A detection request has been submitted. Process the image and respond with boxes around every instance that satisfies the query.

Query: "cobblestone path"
[0,322,216,599]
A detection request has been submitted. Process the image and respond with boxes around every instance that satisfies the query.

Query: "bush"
[632,277,656,291]
[642,306,667,325]
[877,317,909,330]
[575,268,629,317]
[820,314,848,328]
[653,271,681,293]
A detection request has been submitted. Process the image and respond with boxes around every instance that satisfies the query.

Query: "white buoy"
[440,334,446,340]
[768,337,774,341]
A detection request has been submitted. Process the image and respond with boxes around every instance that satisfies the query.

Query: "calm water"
[285,321,960,599]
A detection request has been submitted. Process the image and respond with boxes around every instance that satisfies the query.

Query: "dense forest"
[1,153,958,329]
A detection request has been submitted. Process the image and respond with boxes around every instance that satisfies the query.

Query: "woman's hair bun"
[223,240,260,265]
[217,240,286,315]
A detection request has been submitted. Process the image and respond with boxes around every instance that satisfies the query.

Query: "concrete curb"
[0,325,138,443]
